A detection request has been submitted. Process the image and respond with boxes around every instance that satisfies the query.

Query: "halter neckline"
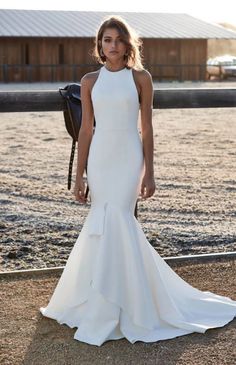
[103,65,128,73]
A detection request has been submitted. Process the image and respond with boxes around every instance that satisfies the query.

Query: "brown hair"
[92,15,144,70]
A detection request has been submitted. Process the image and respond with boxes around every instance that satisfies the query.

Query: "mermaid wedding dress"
[40,65,236,346]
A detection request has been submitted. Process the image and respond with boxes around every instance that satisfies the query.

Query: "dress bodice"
[91,65,139,131]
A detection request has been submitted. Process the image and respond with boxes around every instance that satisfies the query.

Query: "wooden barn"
[1,9,236,82]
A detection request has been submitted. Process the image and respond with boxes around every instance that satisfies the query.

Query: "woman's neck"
[104,61,126,72]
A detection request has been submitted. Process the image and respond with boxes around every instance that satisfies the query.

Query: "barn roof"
[0,9,236,39]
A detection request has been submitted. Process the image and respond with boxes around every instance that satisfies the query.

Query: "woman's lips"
[110,51,118,54]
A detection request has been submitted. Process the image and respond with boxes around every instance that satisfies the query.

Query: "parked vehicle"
[206,55,236,79]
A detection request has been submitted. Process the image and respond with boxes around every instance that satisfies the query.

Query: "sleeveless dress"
[40,65,236,346]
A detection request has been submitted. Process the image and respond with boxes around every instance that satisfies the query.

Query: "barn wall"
[0,37,207,82]
[142,39,207,80]
[142,39,181,79]
[180,39,207,80]
[0,37,97,82]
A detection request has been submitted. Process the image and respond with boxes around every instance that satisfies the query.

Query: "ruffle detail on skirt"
[40,203,236,346]
[86,202,108,236]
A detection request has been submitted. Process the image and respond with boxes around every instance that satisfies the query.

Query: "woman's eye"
[104,39,123,43]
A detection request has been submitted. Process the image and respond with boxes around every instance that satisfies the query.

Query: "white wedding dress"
[40,65,236,346]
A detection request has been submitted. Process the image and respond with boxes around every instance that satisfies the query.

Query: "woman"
[40,15,236,346]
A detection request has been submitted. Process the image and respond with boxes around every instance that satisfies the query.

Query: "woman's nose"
[111,40,118,47]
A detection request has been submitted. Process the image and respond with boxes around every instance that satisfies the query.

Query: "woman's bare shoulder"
[132,68,152,83]
[81,69,100,89]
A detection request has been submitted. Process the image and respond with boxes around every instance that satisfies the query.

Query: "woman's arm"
[74,73,95,203]
[138,70,156,199]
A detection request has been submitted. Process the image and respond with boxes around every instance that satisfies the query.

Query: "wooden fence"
[0,63,225,83]
[0,88,236,113]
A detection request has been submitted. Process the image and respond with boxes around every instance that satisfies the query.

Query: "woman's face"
[101,27,127,61]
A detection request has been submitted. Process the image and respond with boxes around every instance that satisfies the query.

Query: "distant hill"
[208,23,236,58]
[218,23,236,31]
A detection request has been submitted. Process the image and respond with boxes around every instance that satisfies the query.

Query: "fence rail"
[1,63,230,82]
[0,88,236,113]
[1,63,235,82]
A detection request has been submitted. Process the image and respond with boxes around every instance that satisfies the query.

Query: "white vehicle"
[206,55,236,79]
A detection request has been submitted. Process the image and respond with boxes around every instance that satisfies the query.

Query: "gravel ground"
[0,259,235,365]
[0,104,236,271]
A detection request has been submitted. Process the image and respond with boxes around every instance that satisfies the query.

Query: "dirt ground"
[0,106,236,271]
[0,259,235,365]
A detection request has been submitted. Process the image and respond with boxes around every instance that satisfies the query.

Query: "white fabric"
[40,65,236,346]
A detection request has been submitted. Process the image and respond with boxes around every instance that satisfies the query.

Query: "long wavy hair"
[92,15,144,70]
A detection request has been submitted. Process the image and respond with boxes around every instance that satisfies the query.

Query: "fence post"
[199,64,205,81]
[50,65,53,82]
[3,64,8,83]
[72,64,76,81]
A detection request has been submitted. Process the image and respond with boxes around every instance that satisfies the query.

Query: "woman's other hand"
[140,173,156,199]
[74,175,88,204]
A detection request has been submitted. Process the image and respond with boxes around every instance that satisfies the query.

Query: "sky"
[0,0,236,25]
